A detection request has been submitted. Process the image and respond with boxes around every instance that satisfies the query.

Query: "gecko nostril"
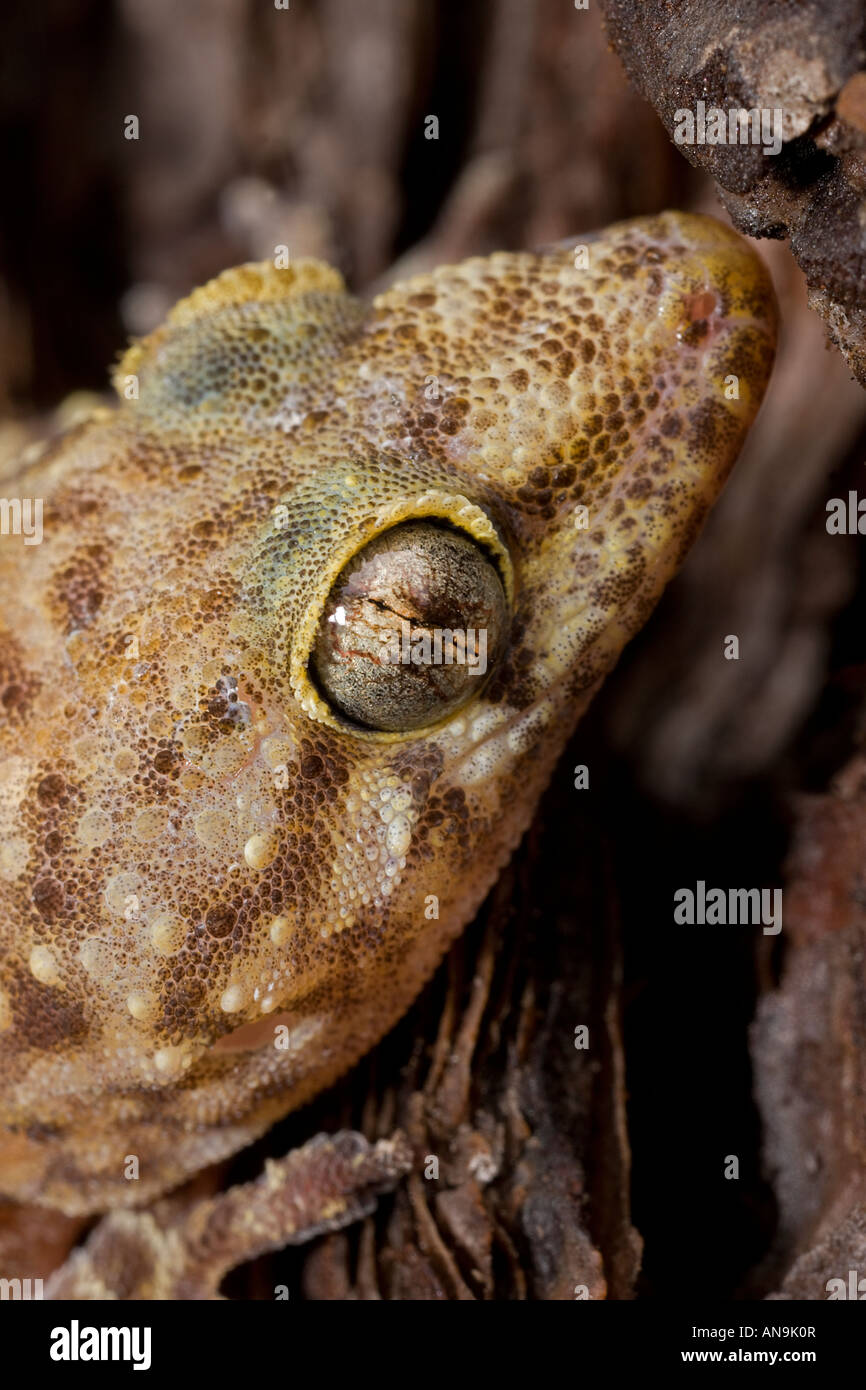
[687,290,718,321]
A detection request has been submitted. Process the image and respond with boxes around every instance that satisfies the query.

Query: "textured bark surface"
[600,0,866,386]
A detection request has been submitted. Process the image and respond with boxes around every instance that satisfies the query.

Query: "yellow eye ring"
[289,491,514,740]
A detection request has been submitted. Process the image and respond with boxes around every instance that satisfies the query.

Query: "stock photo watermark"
[673,101,784,157]
[0,497,42,545]
[674,881,782,935]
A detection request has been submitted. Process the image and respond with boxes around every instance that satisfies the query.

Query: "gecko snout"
[651,211,777,347]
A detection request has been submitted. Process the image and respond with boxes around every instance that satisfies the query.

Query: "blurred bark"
[755,753,866,1299]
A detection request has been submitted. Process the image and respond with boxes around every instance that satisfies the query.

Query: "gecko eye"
[311,521,508,732]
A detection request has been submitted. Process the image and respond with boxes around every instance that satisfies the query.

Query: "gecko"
[0,212,776,1296]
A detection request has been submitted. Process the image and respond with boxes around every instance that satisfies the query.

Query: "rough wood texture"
[601,0,866,386]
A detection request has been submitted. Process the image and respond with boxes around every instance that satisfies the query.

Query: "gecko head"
[287,209,777,737]
[0,213,775,1212]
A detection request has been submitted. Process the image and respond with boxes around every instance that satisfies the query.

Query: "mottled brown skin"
[0,213,776,1217]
